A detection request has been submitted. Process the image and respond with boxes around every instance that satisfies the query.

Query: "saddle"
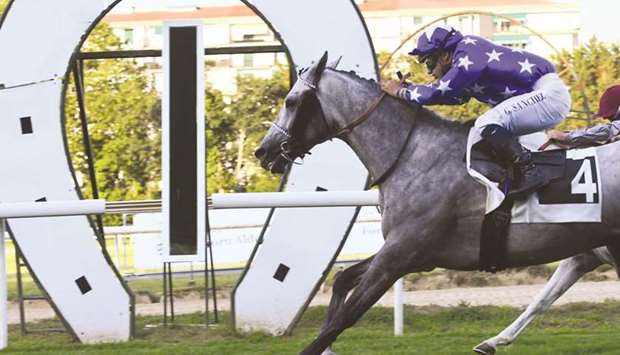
[467,130,603,272]
[471,144,570,273]
[470,141,566,194]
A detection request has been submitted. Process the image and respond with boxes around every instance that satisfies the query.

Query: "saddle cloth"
[467,130,603,223]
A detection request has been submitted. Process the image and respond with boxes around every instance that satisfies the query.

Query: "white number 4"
[571,159,597,203]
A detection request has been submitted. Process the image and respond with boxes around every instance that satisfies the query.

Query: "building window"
[501,42,527,49]
[243,53,253,67]
[154,25,163,35]
[413,16,422,24]
[242,34,259,42]
[124,28,134,45]
[231,24,271,43]
[494,14,526,34]
[497,19,512,32]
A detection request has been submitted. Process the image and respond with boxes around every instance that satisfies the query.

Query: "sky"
[580,0,620,43]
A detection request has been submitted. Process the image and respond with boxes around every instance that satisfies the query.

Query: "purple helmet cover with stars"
[409,24,464,56]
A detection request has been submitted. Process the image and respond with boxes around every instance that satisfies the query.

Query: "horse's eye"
[285,97,298,109]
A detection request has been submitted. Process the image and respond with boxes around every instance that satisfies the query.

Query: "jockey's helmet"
[596,85,620,120]
[409,24,463,74]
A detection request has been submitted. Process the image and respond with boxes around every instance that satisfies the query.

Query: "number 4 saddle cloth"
[467,130,603,223]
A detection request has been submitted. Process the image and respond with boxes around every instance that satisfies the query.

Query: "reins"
[275,72,408,165]
[293,76,390,143]
[329,91,387,138]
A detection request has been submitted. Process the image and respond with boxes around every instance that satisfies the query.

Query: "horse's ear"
[327,56,342,69]
[316,51,328,73]
[307,51,329,86]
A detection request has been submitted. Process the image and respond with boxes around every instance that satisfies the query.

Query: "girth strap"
[479,194,514,273]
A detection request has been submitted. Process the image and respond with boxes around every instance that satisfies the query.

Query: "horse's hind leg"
[300,243,406,355]
[319,256,374,355]
[473,252,603,355]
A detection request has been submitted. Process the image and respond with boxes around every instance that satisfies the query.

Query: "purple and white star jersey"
[404,36,556,107]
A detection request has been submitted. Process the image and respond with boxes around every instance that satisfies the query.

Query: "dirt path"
[10,281,620,325]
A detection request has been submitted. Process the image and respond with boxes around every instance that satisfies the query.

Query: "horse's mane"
[326,68,472,132]
[326,67,381,91]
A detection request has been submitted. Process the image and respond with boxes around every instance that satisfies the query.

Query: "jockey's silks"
[404,35,555,107]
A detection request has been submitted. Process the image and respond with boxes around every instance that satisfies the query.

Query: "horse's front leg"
[319,256,374,355]
[473,252,602,355]
[300,239,411,355]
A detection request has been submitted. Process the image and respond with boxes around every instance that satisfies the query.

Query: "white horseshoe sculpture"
[0,0,131,343]
[234,0,377,335]
[0,0,377,340]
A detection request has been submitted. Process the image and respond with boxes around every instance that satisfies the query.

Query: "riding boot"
[481,124,549,196]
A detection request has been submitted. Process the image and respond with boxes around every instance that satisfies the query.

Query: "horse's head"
[255,52,335,173]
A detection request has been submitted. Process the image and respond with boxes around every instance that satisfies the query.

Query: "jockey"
[546,85,620,148]
[382,24,571,196]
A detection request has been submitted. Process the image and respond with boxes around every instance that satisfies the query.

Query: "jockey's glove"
[397,88,408,100]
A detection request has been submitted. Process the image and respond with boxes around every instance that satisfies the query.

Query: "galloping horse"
[254,52,620,355]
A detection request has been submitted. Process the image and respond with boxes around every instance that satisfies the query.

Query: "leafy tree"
[65,23,161,223]
[204,68,289,194]
[206,84,236,194]
[554,37,620,130]
[223,67,290,193]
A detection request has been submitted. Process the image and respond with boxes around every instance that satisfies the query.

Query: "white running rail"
[0,200,106,350]
[0,192,406,351]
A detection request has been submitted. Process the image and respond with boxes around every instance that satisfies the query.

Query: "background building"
[103,0,582,95]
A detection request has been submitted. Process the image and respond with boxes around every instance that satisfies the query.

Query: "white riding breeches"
[474,73,571,136]
[467,73,571,213]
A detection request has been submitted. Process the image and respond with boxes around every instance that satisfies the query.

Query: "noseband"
[273,75,387,164]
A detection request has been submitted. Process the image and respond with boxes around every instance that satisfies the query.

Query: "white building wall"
[580,0,620,44]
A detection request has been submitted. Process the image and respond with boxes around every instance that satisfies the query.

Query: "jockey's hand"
[539,130,572,150]
[546,130,570,142]
[381,80,407,99]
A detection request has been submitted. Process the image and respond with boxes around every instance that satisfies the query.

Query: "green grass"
[5,301,620,354]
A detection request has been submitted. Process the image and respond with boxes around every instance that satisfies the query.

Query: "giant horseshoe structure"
[0,0,377,340]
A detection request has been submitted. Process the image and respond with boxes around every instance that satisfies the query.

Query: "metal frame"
[71,40,287,333]
[14,248,65,335]
[72,59,105,246]
[77,45,284,60]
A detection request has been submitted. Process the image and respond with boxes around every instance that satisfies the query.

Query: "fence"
[0,191,405,350]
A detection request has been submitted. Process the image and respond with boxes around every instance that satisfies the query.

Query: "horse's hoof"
[321,348,337,355]
[473,342,496,355]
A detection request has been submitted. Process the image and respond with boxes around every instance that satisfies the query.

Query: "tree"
[554,37,620,131]
[206,84,237,194]
[65,22,161,223]
[223,67,290,193]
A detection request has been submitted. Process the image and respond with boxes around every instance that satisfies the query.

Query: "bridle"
[272,73,388,164]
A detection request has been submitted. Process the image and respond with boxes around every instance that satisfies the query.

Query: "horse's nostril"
[255,148,266,159]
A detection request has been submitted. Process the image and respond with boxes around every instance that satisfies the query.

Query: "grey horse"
[254,52,620,355]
